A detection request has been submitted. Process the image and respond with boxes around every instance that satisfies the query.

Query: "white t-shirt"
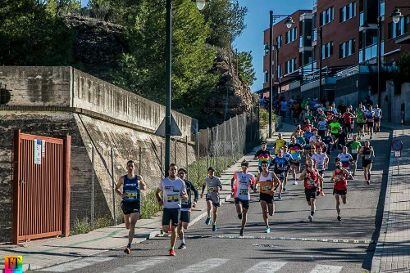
[233,172,255,201]
[159,177,187,209]
[337,153,353,168]
[312,153,328,170]
[374,108,382,118]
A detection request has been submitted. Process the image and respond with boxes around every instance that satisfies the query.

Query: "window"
[285,58,297,74]
[277,65,282,78]
[285,28,298,44]
[340,2,356,22]
[339,39,355,58]
[389,16,410,39]
[276,35,283,48]
[321,42,333,59]
[264,71,269,83]
[379,0,385,17]
[320,7,334,25]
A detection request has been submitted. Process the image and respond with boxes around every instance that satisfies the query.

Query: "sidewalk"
[0,123,295,272]
[371,129,410,272]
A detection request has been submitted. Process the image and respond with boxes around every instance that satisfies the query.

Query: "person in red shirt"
[299,157,323,222]
[342,109,356,138]
[332,160,352,221]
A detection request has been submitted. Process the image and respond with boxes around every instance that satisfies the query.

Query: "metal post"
[377,7,382,106]
[174,139,177,164]
[139,146,142,175]
[185,136,189,176]
[269,10,273,138]
[164,0,172,176]
[111,148,116,225]
[91,146,95,227]
[160,143,163,173]
[319,26,323,101]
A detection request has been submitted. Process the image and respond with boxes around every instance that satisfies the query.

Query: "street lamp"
[164,0,206,175]
[268,11,294,138]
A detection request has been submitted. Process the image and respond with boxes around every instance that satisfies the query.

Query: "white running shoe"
[293,180,298,185]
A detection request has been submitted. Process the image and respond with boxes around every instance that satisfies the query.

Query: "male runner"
[271,149,290,198]
[231,161,256,236]
[273,133,287,155]
[329,118,342,148]
[374,104,382,133]
[347,135,362,176]
[311,146,329,195]
[359,141,375,185]
[337,146,354,173]
[156,163,188,256]
[115,160,147,254]
[254,141,273,172]
[365,105,375,139]
[201,167,222,231]
[342,109,355,138]
[256,162,279,233]
[299,157,323,222]
[322,130,334,155]
[356,104,366,137]
[288,136,303,185]
[317,116,328,138]
[332,161,351,221]
[177,168,198,249]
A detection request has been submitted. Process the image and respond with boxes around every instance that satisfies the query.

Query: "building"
[262,0,410,106]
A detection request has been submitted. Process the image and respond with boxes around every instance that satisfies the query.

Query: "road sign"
[391,139,403,152]
[155,114,182,137]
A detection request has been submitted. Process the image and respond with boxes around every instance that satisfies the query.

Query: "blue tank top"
[123,175,140,203]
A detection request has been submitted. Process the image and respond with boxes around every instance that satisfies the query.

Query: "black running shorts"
[179,210,190,223]
[333,189,347,195]
[304,188,317,201]
[259,193,274,204]
[234,198,250,209]
[162,208,180,226]
[121,201,140,215]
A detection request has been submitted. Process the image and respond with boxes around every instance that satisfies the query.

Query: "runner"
[254,141,273,173]
[271,149,290,198]
[374,104,382,133]
[115,160,147,254]
[201,167,222,231]
[231,160,256,236]
[347,135,362,176]
[332,160,351,221]
[273,133,287,155]
[365,105,375,139]
[256,162,279,233]
[317,116,328,138]
[177,168,199,249]
[337,146,354,173]
[342,108,355,138]
[311,146,329,195]
[155,163,188,256]
[299,157,323,222]
[322,130,334,155]
[329,118,342,150]
[288,136,303,185]
[295,130,307,147]
[291,124,304,138]
[303,127,314,144]
[359,141,375,185]
[356,104,366,137]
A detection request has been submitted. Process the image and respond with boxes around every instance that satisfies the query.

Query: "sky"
[234,0,314,92]
[80,0,314,92]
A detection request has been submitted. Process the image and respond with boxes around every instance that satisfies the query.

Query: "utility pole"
[164,0,172,175]
[268,10,273,138]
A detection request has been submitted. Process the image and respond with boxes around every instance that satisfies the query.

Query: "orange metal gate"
[13,130,71,243]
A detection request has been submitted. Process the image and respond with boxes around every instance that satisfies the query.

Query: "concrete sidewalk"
[371,129,410,273]
[0,124,295,272]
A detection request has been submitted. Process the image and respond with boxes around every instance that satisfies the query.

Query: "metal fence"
[196,108,259,158]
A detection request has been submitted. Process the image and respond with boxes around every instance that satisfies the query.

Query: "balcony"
[358,42,385,63]
[301,62,317,74]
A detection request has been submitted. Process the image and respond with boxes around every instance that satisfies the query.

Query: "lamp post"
[268,11,294,138]
[376,0,382,107]
[165,0,206,175]
[318,26,323,102]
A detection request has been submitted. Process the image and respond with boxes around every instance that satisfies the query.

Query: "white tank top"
[259,172,273,182]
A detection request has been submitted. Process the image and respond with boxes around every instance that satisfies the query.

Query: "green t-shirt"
[329,122,342,134]
[348,141,362,154]
[357,110,365,123]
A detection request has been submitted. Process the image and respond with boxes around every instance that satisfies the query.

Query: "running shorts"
[259,193,274,204]
[206,194,221,207]
[333,189,347,195]
[352,153,358,161]
[162,208,180,226]
[290,159,300,166]
[362,159,372,168]
[234,198,250,209]
[180,210,191,223]
[304,188,317,201]
[374,117,380,123]
[366,121,374,128]
[121,201,140,215]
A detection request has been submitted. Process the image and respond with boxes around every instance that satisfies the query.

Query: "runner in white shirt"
[311,147,329,196]
[374,104,382,133]
[337,146,354,173]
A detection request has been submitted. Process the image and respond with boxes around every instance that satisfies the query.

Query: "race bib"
[309,179,316,186]
[352,149,358,154]
[167,195,179,202]
[239,189,248,195]
[208,186,217,192]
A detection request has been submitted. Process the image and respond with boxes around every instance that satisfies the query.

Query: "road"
[32,130,391,273]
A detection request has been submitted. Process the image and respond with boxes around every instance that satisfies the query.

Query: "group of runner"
[114,101,380,256]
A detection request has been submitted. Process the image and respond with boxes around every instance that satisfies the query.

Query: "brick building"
[261,0,410,106]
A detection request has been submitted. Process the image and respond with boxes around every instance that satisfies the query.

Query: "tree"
[236,50,256,87]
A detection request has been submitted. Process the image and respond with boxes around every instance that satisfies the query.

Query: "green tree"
[236,50,256,87]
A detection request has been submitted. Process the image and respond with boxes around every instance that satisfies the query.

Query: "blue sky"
[235,0,313,91]
[80,0,314,92]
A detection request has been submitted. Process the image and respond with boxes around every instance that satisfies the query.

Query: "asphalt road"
[33,130,391,273]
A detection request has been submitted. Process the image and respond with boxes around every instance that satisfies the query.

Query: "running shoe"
[238,213,243,220]
[308,215,313,222]
[178,243,186,250]
[265,227,271,233]
[239,228,244,237]
[212,224,217,232]
[205,217,211,225]
[124,247,131,254]
[367,180,371,185]
[169,248,176,256]
[278,193,282,200]
[337,216,341,222]
[320,190,325,196]
[293,180,298,185]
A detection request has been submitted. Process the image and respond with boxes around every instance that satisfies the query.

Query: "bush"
[140,190,162,219]
[71,216,112,235]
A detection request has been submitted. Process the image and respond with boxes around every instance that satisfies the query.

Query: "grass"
[140,190,162,219]
[71,216,112,235]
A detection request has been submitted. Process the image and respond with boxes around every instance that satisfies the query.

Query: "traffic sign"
[391,139,403,152]
[155,114,182,137]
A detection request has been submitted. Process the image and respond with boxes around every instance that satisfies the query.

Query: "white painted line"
[108,257,170,273]
[310,264,343,273]
[39,257,115,272]
[245,261,287,273]
[175,258,229,273]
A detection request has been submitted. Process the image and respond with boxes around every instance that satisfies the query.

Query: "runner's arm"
[189,181,199,203]
[115,176,124,197]
[299,170,306,180]
[138,176,147,191]
[155,187,163,204]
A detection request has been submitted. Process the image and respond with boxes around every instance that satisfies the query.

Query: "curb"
[370,131,395,273]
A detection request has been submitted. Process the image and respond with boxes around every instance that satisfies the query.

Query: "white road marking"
[245,261,287,273]
[175,258,229,273]
[39,257,115,272]
[309,264,343,273]
[109,257,170,273]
